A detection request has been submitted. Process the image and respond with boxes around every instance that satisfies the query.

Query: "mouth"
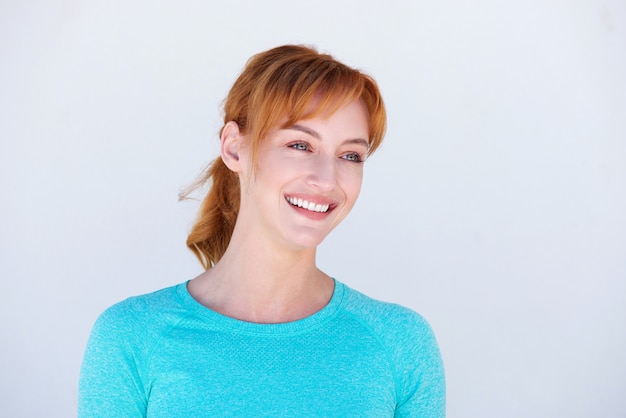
[285,195,331,213]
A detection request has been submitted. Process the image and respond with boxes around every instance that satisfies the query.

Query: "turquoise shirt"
[79,280,445,417]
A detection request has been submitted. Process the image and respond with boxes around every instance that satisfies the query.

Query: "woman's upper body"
[78,279,445,417]
[78,44,446,417]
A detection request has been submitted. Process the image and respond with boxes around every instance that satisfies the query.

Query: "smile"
[286,196,330,213]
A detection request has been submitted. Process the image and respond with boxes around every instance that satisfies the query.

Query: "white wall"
[1,1,624,416]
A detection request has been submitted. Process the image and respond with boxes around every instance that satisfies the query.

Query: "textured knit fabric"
[78,280,445,417]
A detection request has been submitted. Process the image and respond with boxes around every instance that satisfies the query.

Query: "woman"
[79,44,445,417]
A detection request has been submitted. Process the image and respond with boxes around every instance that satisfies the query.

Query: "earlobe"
[221,121,243,172]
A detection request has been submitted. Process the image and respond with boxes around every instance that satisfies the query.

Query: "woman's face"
[237,99,370,251]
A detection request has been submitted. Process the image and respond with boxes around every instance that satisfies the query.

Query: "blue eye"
[343,153,363,163]
[290,142,309,151]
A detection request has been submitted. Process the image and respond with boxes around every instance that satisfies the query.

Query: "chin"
[285,231,330,251]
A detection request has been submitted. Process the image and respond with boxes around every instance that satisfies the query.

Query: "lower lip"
[288,203,332,221]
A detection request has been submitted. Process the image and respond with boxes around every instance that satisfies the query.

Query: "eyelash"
[343,152,364,163]
[290,142,310,152]
[289,142,364,163]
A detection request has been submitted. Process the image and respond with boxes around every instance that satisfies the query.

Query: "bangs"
[245,54,385,162]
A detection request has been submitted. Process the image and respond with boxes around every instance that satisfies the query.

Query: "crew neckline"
[176,279,346,336]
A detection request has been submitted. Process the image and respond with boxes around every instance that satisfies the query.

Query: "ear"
[220,121,245,172]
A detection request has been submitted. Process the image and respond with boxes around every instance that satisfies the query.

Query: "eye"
[342,152,364,163]
[289,142,310,151]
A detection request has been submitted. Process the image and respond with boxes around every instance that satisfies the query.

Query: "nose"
[306,155,337,192]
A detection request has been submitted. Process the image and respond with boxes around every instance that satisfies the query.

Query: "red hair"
[185,45,387,269]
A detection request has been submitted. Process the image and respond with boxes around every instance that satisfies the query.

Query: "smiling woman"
[222,100,370,252]
[78,45,446,417]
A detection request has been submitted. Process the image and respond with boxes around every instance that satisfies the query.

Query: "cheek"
[340,167,364,200]
[350,179,363,201]
[255,153,290,182]
[259,150,302,175]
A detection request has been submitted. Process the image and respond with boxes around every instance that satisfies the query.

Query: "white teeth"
[286,196,330,213]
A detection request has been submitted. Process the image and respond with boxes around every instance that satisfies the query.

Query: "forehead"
[282,100,370,140]
[281,94,367,124]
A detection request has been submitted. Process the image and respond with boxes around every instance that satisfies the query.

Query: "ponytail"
[184,156,240,269]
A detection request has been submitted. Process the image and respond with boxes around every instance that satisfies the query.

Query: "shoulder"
[338,283,446,414]
[340,284,436,346]
[89,283,189,351]
[80,284,190,416]
[100,283,183,317]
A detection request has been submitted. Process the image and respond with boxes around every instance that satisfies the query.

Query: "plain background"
[1,1,625,417]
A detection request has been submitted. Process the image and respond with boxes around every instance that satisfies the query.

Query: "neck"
[188,222,334,323]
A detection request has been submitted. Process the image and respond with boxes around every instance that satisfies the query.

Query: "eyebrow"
[286,124,369,148]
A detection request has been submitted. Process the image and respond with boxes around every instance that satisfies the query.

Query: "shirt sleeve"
[393,311,446,418]
[78,306,148,418]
